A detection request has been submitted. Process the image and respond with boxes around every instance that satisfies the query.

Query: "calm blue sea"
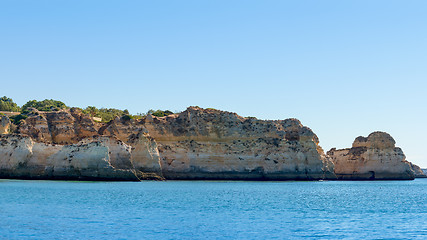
[0,179,426,240]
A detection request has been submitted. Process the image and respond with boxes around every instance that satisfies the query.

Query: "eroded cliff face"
[0,107,337,180]
[0,134,162,180]
[4,107,419,181]
[98,117,162,176]
[18,108,99,144]
[1,108,163,180]
[327,132,415,180]
[139,107,335,180]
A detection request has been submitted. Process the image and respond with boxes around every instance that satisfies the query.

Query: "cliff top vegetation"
[22,99,67,112]
[2,96,178,124]
[0,96,21,112]
[81,106,130,122]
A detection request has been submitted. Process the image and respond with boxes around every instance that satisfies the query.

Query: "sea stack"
[409,162,427,178]
[327,132,415,180]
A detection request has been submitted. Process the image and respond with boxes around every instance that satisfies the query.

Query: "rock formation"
[0,107,336,181]
[0,115,10,134]
[409,162,427,178]
[0,134,162,180]
[97,107,336,180]
[0,107,422,181]
[19,108,99,144]
[141,107,335,180]
[0,108,163,180]
[327,132,415,180]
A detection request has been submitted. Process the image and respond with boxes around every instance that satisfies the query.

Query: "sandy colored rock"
[142,107,335,180]
[409,162,427,178]
[99,116,148,143]
[0,134,163,180]
[88,107,337,180]
[99,117,163,178]
[3,106,419,181]
[327,132,415,180]
[130,132,162,174]
[0,115,10,134]
[19,108,99,144]
[1,108,164,181]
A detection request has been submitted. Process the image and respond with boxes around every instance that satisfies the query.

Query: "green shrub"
[9,114,28,125]
[0,96,21,112]
[122,114,144,121]
[147,109,174,117]
[82,106,129,122]
[22,99,67,112]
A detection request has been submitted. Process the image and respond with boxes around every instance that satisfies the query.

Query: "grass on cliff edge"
[1,96,180,124]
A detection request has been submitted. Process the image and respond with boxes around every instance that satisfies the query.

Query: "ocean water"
[0,179,426,240]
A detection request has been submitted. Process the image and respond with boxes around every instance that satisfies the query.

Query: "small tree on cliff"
[22,99,67,112]
[0,96,21,112]
[82,106,129,122]
[147,109,174,117]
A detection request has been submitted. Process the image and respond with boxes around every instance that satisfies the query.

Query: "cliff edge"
[0,107,422,181]
[141,107,335,180]
[0,107,336,181]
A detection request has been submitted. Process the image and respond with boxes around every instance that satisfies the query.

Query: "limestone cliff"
[2,107,419,181]
[139,107,335,180]
[98,116,162,175]
[327,132,415,180]
[18,108,99,144]
[1,108,163,180]
[0,107,337,180]
[0,134,162,180]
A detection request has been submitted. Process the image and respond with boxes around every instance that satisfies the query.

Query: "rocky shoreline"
[0,107,425,181]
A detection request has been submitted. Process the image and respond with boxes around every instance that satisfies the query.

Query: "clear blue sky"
[1,0,426,167]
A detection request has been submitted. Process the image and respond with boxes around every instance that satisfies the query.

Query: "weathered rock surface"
[0,134,162,180]
[0,116,10,134]
[0,107,337,180]
[409,162,427,178]
[18,108,100,144]
[327,132,415,180]
[1,107,420,181]
[98,116,163,176]
[140,107,335,180]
